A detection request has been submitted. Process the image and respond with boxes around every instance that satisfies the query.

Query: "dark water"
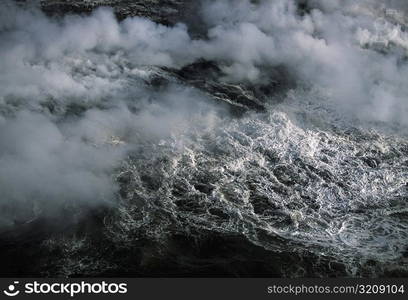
[0,0,407,277]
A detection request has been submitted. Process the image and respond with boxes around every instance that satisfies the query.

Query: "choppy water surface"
[40,85,408,277]
[0,0,407,277]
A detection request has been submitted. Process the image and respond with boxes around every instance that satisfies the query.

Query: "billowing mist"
[0,0,407,277]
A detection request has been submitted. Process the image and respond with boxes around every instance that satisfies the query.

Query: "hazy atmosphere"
[0,0,407,277]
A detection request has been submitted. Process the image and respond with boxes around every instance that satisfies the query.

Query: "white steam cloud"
[0,0,407,227]
[199,0,408,123]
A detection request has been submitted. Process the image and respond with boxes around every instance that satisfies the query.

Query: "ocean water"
[0,0,407,277]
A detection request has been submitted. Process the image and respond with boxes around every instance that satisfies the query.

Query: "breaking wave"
[0,0,407,277]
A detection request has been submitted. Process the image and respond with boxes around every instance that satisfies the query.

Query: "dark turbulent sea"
[0,0,407,277]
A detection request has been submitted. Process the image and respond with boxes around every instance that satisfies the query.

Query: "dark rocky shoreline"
[39,0,189,24]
